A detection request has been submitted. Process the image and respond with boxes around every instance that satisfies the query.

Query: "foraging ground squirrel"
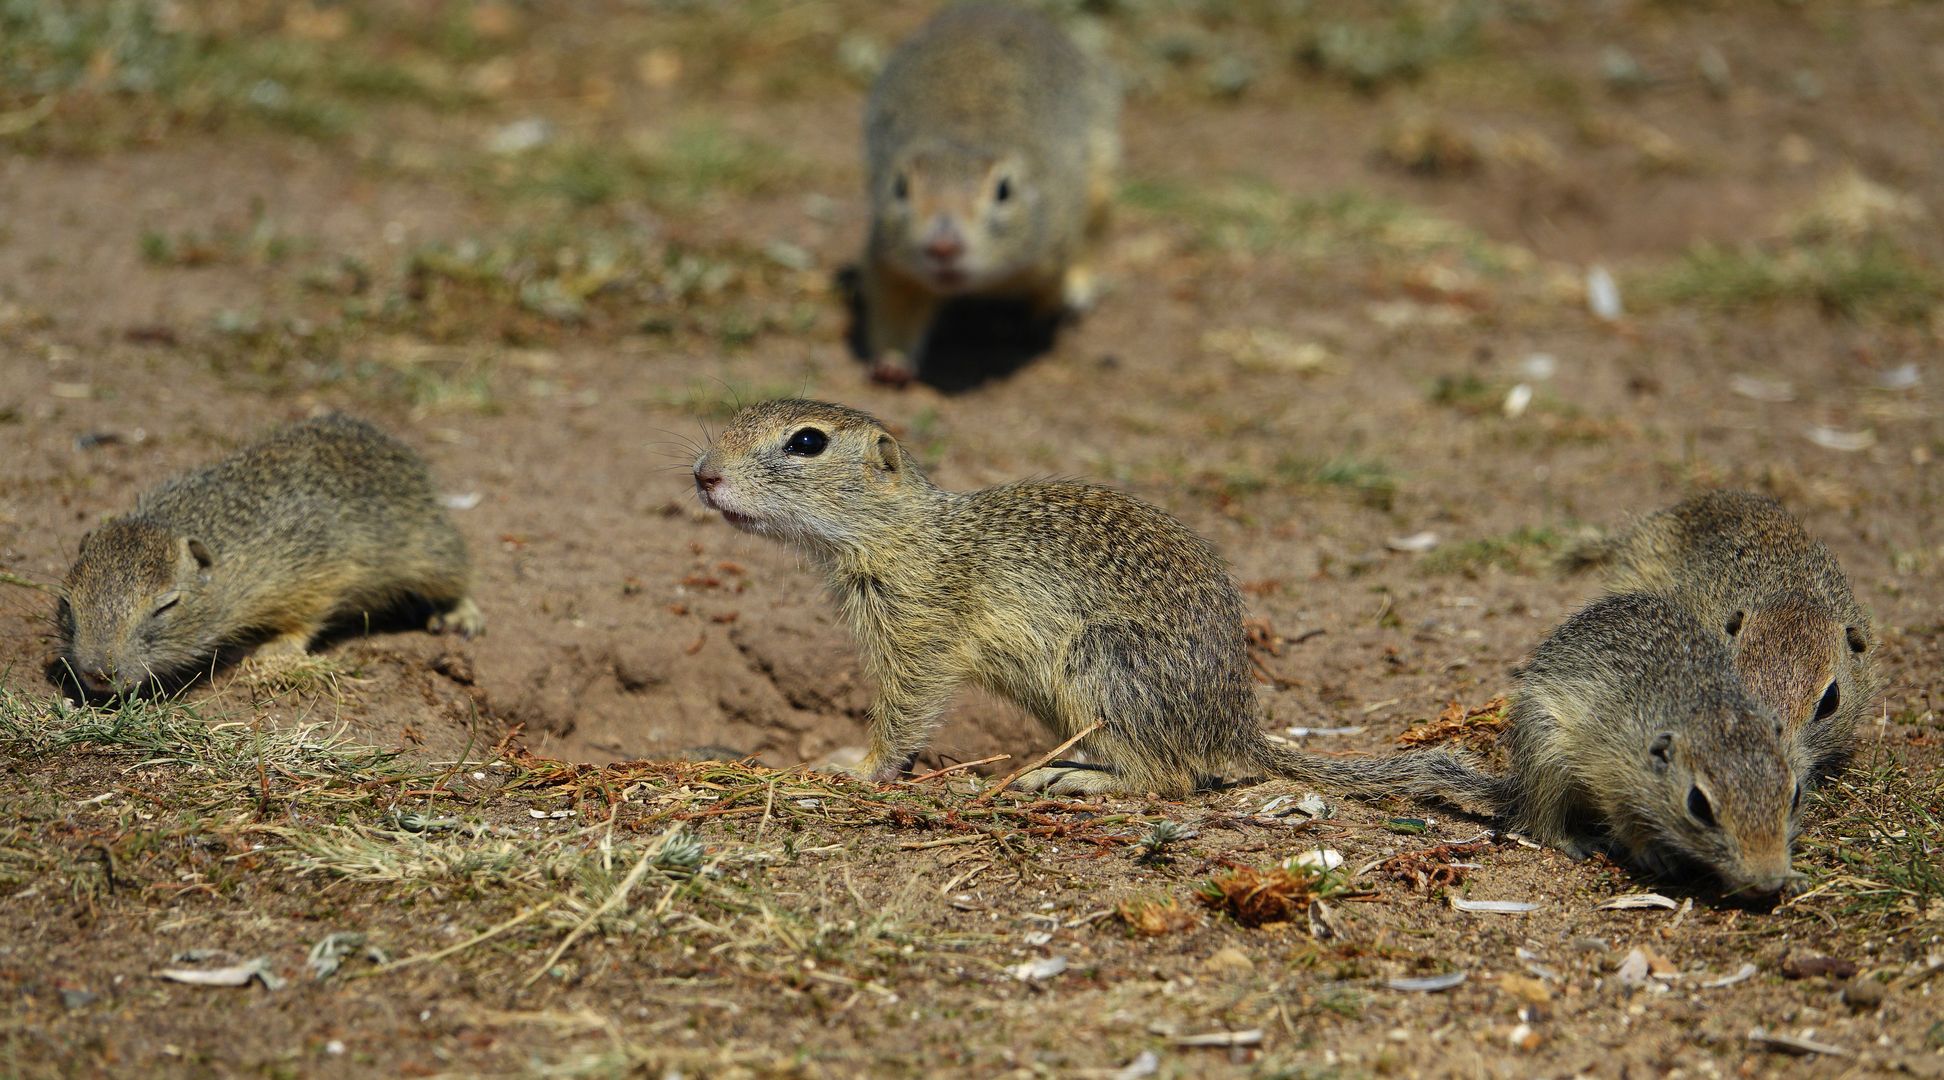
[59,415,482,697]
[1566,490,1878,786]
[860,3,1118,384]
[1485,592,1803,896]
[692,399,1473,798]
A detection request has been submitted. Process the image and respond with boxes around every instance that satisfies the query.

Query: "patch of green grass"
[1798,759,1944,915]
[1297,3,1486,94]
[1121,177,1518,271]
[1427,372,1499,413]
[1647,239,1942,321]
[375,227,803,347]
[1277,455,1399,510]
[0,0,484,152]
[1417,525,1565,577]
[493,123,803,210]
[1187,452,1399,510]
[0,684,417,792]
[139,210,305,269]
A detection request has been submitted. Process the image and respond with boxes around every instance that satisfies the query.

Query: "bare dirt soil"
[2,2,1941,1077]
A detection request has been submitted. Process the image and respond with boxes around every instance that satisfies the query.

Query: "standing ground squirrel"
[860,3,1119,384]
[59,415,482,696]
[1486,592,1804,896]
[1566,490,1878,786]
[692,399,1474,798]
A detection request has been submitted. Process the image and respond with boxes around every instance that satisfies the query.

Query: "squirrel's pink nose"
[694,465,723,493]
[923,226,965,263]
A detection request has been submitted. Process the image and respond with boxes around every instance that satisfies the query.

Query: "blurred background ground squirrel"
[1565,490,1878,787]
[692,398,1473,798]
[860,3,1119,385]
[58,415,481,697]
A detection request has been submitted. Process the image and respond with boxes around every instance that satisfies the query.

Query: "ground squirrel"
[1565,490,1878,786]
[860,3,1118,384]
[59,415,482,697]
[1480,592,1804,896]
[691,399,1474,798]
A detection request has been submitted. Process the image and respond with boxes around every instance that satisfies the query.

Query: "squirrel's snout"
[1734,856,1803,899]
[74,664,116,697]
[922,222,965,264]
[694,463,725,505]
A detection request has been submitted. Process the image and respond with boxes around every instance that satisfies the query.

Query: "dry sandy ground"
[1,2,1940,1076]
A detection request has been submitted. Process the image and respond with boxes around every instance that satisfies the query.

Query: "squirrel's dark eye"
[1813,680,1840,722]
[994,176,1012,203]
[152,594,180,617]
[783,428,829,457]
[1791,783,1803,814]
[892,174,909,201]
[1686,786,1718,828]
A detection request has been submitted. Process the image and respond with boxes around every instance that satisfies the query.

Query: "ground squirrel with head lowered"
[1480,592,1804,896]
[59,415,482,697]
[860,3,1118,384]
[1566,490,1878,787]
[692,399,1473,798]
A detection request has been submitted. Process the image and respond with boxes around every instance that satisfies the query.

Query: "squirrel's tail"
[1243,736,1509,814]
[1552,527,1618,575]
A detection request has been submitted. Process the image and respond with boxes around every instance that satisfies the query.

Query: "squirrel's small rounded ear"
[186,538,214,569]
[874,434,903,473]
[1844,625,1869,654]
[1649,731,1676,768]
[1723,611,1744,637]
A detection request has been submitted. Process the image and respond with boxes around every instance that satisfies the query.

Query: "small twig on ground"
[897,834,988,851]
[972,722,1103,804]
[253,713,271,813]
[361,902,552,978]
[903,754,1009,785]
[522,845,657,989]
[755,777,778,843]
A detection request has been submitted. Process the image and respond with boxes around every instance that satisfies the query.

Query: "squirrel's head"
[1724,592,1873,768]
[60,517,219,697]
[874,141,1039,293]
[693,400,932,556]
[1637,699,1803,899]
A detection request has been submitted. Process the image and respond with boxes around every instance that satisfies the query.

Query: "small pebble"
[1203,947,1254,976]
[1840,978,1885,1010]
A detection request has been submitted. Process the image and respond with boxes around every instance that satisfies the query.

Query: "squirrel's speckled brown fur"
[861,3,1118,382]
[692,399,1474,799]
[59,415,481,696]
[1566,490,1878,787]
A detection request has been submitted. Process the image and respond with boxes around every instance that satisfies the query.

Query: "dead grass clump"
[1115,895,1200,937]
[1396,696,1510,753]
[1196,858,1351,928]
[1371,840,1495,892]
